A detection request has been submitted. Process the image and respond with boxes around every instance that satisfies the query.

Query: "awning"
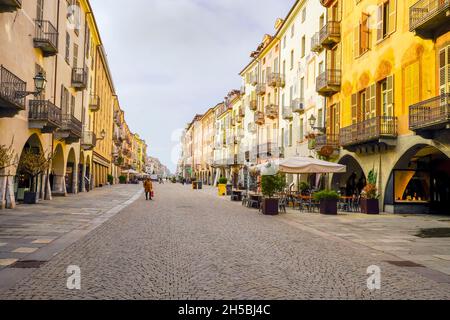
[279,157,346,174]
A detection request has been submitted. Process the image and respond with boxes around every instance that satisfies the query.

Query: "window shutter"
[386,75,394,117]
[354,24,360,58]
[388,0,397,35]
[376,4,383,42]
[369,84,377,119]
[439,47,449,94]
[335,102,340,136]
[326,105,331,134]
[351,93,357,124]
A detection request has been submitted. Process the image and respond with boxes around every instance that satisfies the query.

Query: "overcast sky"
[90,0,294,173]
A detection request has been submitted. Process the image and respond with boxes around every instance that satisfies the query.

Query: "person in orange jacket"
[144,178,153,201]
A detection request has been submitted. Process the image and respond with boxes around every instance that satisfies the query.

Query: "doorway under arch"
[51,144,65,196]
[331,155,367,196]
[385,144,450,215]
[66,148,77,194]
[85,155,91,191]
[78,152,85,192]
[14,134,44,202]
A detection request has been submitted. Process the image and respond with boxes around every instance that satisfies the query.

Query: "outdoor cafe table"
[231,190,243,202]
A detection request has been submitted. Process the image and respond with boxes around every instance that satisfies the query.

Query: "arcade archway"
[51,144,65,195]
[66,148,76,194]
[14,134,44,202]
[385,145,450,215]
[331,155,367,196]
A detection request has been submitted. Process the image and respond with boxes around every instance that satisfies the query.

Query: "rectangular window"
[300,77,305,100]
[440,46,450,94]
[65,32,70,63]
[73,43,78,68]
[290,50,294,70]
[299,118,304,142]
[36,0,44,20]
[404,61,420,112]
[301,36,306,58]
[377,0,396,42]
[380,75,394,117]
[318,109,323,128]
[302,8,306,23]
[288,124,293,147]
[291,24,295,38]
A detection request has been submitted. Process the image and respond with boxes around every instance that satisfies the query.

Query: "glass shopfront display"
[394,170,431,204]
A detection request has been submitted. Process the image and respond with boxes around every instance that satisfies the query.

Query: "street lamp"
[308,114,325,133]
[15,72,47,98]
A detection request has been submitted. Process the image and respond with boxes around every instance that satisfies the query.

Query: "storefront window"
[394,170,431,203]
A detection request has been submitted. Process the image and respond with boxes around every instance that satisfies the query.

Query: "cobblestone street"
[1,183,450,300]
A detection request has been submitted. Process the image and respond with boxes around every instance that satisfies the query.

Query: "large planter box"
[361,199,380,215]
[262,198,279,215]
[218,184,227,196]
[320,199,338,215]
[23,192,39,205]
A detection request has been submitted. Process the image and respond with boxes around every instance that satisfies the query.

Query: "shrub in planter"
[361,169,380,214]
[218,177,228,196]
[119,175,127,184]
[314,190,340,215]
[107,174,114,185]
[261,173,287,215]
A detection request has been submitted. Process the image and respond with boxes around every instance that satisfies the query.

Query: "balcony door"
[440,46,450,95]
[327,103,340,137]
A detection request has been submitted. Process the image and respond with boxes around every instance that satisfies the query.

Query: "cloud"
[90,0,294,172]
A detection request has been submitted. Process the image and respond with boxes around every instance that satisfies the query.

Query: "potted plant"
[119,175,127,184]
[218,177,228,196]
[261,173,286,215]
[107,174,114,185]
[17,148,52,204]
[361,169,380,214]
[299,182,311,195]
[313,190,340,215]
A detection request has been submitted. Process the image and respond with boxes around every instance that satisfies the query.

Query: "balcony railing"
[0,0,22,12]
[340,116,398,150]
[255,111,265,125]
[267,73,285,88]
[409,93,450,133]
[282,106,293,120]
[316,69,341,96]
[265,104,279,119]
[291,98,305,114]
[257,142,280,159]
[319,21,341,49]
[89,94,100,112]
[256,84,266,96]
[0,65,26,113]
[60,114,82,143]
[311,32,323,53]
[28,100,61,132]
[71,67,88,90]
[81,130,97,151]
[409,0,450,39]
[315,134,340,151]
[34,20,58,56]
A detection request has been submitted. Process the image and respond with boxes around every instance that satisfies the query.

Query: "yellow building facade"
[320,0,450,213]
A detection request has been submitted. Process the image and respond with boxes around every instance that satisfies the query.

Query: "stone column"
[0,175,6,210]
[80,163,87,193]
[45,176,52,201]
[5,176,16,209]
[52,175,66,196]
[72,165,78,195]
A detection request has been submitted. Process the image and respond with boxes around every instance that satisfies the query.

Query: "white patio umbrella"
[279,157,346,174]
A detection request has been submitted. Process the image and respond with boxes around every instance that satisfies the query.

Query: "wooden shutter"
[386,75,394,117]
[354,24,360,58]
[326,104,331,134]
[73,44,78,68]
[335,102,340,136]
[36,0,44,21]
[376,4,383,42]
[351,93,357,124]
[369,84,377,119]
[440,47,449,95]
[388,0,397,35]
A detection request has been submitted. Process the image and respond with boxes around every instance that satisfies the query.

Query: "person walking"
[144,178,153,201]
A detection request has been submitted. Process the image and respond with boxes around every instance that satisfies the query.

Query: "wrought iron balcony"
[0,65,26,115]
[0,0,21,12]
[265,104,279,119]
[267,73,285,88]
[255,111,265,125]
[340,116,398,152]
[256,84,266,96]
[291,98,305,114]
[257,142,279,159]
[282,106,293,120]
[410,0,450,39]
[89,94,100,112]
[315,134,340,155]
[311,32,323,53]
[28,100,61,133]
[81,130,97,151]
[34,20,58,56]
[319,21,341,49]
[316,69,341,96]
[71,67,88,90]
[249,99,257,111]
[409,93,450,138]
[58,114,82,144]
